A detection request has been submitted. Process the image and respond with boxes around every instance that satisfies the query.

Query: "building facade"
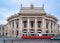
[0,4,60,37]
[0,24,7,36]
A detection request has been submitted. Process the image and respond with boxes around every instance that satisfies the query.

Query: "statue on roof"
[31,4,34,9]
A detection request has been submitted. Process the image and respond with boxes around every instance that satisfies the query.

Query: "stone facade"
[0,4,60,37]
[0,24,7,36]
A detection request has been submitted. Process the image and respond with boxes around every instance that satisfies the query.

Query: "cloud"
[0,20,7,24]
[0,0,21,24]
[0,7,18,24]
[0,0,60,24]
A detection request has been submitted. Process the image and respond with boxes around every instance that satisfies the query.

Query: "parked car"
[51,36,60,40]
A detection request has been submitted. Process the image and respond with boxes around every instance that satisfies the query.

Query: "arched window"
[37,29,42,33]
[46,30,49,33]
[23,29,27,33]
[22,29,27,36]
[30,29,35,36]
[30,29,34,33]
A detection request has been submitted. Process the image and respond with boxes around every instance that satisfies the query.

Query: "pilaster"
[35,17,37,34]
[48,21,51,33]
[42,18,45,33]
[7,23,10,37]
[27,17,30,36]
[20,17,23,37]
[1,26,2,36]
[11,22,13,37]
[14,20,16,37]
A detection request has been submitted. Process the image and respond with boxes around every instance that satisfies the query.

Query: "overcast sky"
[0,0,60,24]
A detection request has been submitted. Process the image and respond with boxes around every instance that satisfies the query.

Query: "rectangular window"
[38,21,41,28]
[12,30,14,35]
[46,22,49,29]
[30,21,34,28]
[12,22,14,28]
[51,23,52,29]
[17,22,18,28]
[16,22,19,28]
[2,26,4,30]
[2,33,4,36]
[23,21,27,28]
[16,19,19,28]
[6,33,7,36]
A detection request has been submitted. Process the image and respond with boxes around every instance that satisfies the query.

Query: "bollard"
[4,40,5,43]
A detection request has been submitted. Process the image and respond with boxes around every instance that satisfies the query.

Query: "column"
[55,24,57,33]
[14,20,16,37]
[35,17,37,35]
[4,26,6,36]
[11,22,13,37]
[59,26,60,35]
[57,25,59,36]
[18,19,20,37]
[45,20,46,33]
[27,17,30,36]
[55,24,58,36]
[1,26,2,36]
[7,23,10,37]
[19,17,22,37]
[52,23,54,33]
[42,18,45,33]
[57,24,58,35]
[18,18,22,37]
[48,21,51,33]
[53,23,55,33]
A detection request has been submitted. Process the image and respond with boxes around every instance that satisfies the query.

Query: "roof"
[46,14,58,21]
[20,4,46,14]
[7,4,58,21]
[7,14,19,21]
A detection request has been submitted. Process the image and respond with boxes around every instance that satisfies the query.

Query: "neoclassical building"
[0,4,60,37]
[0,24,7,36]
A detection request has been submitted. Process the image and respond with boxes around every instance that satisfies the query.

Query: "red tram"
[22,36,54,39]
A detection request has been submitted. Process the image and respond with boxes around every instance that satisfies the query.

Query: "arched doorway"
[22,29,27,36]
[37,29,42,36]
[16,30,19,37]
[30,29,35,36]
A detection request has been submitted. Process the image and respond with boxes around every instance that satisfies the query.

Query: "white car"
[51,36,60,40]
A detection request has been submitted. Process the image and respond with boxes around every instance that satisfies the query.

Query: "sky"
[0,0,60,24]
